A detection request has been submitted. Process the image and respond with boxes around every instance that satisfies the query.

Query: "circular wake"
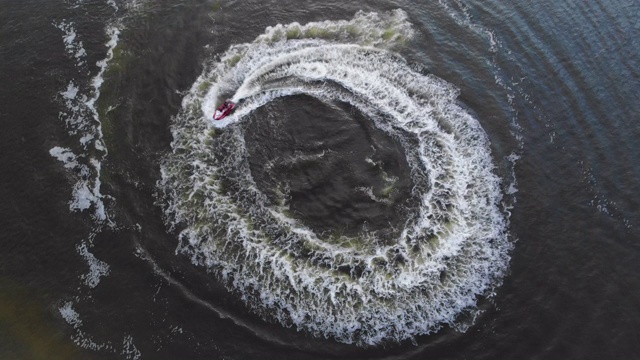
[159,9,512,346]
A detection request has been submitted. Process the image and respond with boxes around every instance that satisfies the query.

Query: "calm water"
[1,0,639,358]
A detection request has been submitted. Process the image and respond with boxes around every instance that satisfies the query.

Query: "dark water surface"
[1,0,639,358]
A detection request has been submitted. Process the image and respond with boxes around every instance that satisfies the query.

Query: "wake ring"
[159,9,511,346]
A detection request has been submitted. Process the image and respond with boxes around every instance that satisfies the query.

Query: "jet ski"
[213,99,236,120]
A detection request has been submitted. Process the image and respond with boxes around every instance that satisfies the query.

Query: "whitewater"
[158,9,512,346]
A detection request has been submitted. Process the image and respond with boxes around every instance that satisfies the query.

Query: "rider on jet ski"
[213,99,237,120]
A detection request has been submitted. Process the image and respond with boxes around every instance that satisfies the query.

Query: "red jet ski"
[213,99,236,120]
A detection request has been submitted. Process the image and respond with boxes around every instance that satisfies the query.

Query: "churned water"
[1,0,639,359]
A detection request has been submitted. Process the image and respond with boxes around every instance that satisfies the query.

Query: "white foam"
[51,1,129,355]
[54,21,87,67]
[59,301,82,328]
[582,164,633,229]
[49,147,107,221]
[438,0,499,52]
[437,0,524,212]
[49,146,79,169]
[356,186,392,204]
[160,9,512,346]
[125,0,143,11]
[62,82,79,100]
[59,301,116,352]
[121,335,141,360]
[107,0,118,11]
[77,242,111,288]
[53,24,122,224]
[505,152,520,195]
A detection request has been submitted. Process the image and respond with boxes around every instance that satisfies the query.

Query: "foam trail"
[436,0,524,201]
[52,25,120,223]
[50,0,139,356]
[159,9,512,346]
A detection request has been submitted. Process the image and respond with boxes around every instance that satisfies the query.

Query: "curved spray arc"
[160,10,512,346]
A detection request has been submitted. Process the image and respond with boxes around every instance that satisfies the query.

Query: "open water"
[1,0,639,359]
